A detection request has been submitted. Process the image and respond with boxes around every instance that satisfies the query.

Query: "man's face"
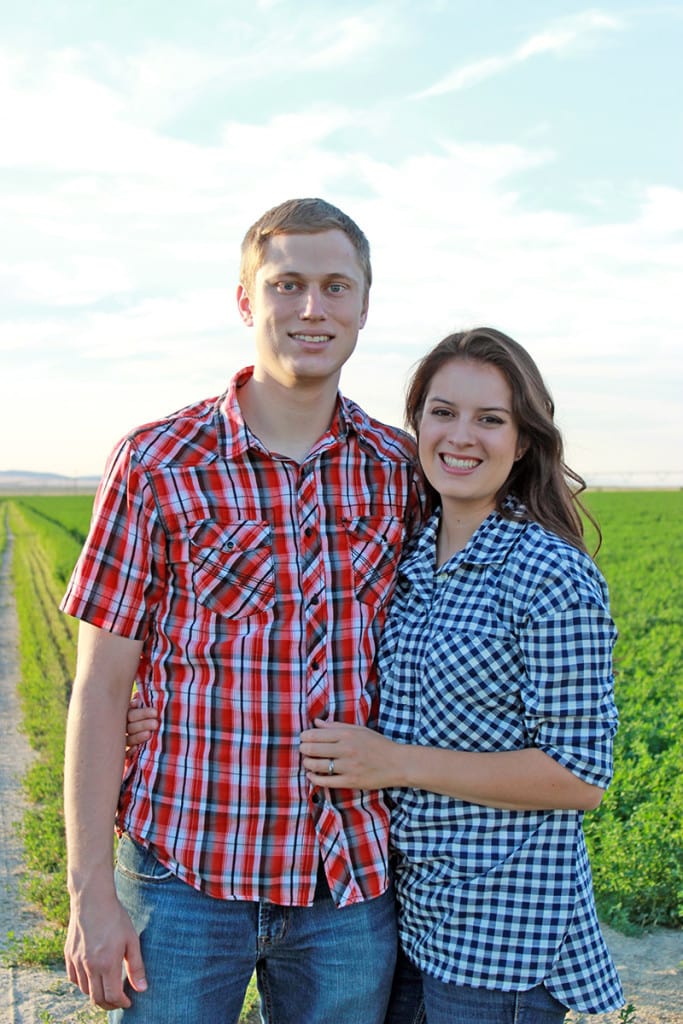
[237,230,369,390]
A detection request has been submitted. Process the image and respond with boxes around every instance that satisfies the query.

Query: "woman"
[300,328,624,1022]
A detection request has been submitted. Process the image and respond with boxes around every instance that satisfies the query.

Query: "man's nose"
[300,287,326,318]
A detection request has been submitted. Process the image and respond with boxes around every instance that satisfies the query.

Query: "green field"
[0,490,681,1014]
[583,491,683,931]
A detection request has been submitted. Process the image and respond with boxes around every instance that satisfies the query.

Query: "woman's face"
[418,358,525,520]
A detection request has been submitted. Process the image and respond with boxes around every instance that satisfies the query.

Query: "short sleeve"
[60,439,164,639]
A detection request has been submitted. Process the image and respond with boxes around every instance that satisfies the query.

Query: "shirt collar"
[216,366,359,460]
[400,500,528,585]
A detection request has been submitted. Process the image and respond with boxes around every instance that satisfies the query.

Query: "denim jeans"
[385,945,568,1024]
[110,833,397,1023]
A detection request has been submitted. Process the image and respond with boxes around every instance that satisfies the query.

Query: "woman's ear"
[514,436,529,462]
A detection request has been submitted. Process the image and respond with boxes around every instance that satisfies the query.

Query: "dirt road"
[0,527,101,1022]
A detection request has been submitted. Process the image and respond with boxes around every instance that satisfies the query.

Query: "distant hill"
[0,470,101,494]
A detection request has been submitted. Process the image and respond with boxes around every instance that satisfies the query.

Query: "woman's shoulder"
[505,518,609,608]
[514,518,587,561]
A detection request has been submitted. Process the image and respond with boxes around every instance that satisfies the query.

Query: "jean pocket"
[115,833,175,883]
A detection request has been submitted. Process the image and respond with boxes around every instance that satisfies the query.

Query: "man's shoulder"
[342,396,417,462]
[123,394,226,468]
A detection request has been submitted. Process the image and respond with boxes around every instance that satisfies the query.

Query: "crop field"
[582,491,683,932]
[0,490,680,1017]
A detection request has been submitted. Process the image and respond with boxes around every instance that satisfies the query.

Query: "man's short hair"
[240,198,372,297]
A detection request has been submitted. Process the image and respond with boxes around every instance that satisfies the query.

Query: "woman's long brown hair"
[405,327,601,554]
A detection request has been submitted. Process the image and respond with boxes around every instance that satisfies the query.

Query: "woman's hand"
[125,696,159,749]
[300,719,405,790]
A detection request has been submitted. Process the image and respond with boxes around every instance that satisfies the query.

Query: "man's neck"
[237,372,341,462]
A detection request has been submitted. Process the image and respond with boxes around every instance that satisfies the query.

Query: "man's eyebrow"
[270,270,356,280]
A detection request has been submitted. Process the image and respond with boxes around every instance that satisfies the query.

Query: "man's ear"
[236,284,254,327]
[359,296,369,330]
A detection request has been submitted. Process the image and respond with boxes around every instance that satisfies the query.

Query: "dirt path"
[0,524,99,1023]
[566,923,683,1023]
[0,517,681,1022]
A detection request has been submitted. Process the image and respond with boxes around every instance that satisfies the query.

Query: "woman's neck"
[436,500,495,567]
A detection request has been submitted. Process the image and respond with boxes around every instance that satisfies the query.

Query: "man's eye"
[276,281,298,293]
[328,282,347,294]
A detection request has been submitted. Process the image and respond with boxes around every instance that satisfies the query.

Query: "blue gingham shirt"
[378,504,624,1014]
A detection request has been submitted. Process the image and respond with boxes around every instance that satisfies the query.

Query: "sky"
[1,0,681,487]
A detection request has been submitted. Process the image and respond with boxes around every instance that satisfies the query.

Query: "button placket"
[297,466,327,713]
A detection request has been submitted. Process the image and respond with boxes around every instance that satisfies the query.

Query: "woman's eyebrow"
[426,396,511,413]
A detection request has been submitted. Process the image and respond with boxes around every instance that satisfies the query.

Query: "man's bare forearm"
[64,681,129,896]
[64,621,143,893]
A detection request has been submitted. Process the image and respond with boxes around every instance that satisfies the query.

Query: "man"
[62,198,426,1022]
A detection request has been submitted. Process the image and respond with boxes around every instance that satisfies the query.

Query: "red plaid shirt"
[62,367,425,907]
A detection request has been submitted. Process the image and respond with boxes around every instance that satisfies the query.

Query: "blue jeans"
[110,834,397,1023]
[385,946,568,1024]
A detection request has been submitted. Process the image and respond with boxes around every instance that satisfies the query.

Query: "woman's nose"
[446,418,475,445]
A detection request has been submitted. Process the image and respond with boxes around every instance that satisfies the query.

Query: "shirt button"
[304,527,313,537]
[312,792,323,805]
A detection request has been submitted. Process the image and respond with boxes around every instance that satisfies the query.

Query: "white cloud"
[415,10,623,98]
[0,47,207,175]
[303,13,391,68]
[637,185,683,233]
[517,11,621,59]
[0,257,132,307]
[98,8,393,126]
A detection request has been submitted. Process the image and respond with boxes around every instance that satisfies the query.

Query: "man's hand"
[65,893,147,1010]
